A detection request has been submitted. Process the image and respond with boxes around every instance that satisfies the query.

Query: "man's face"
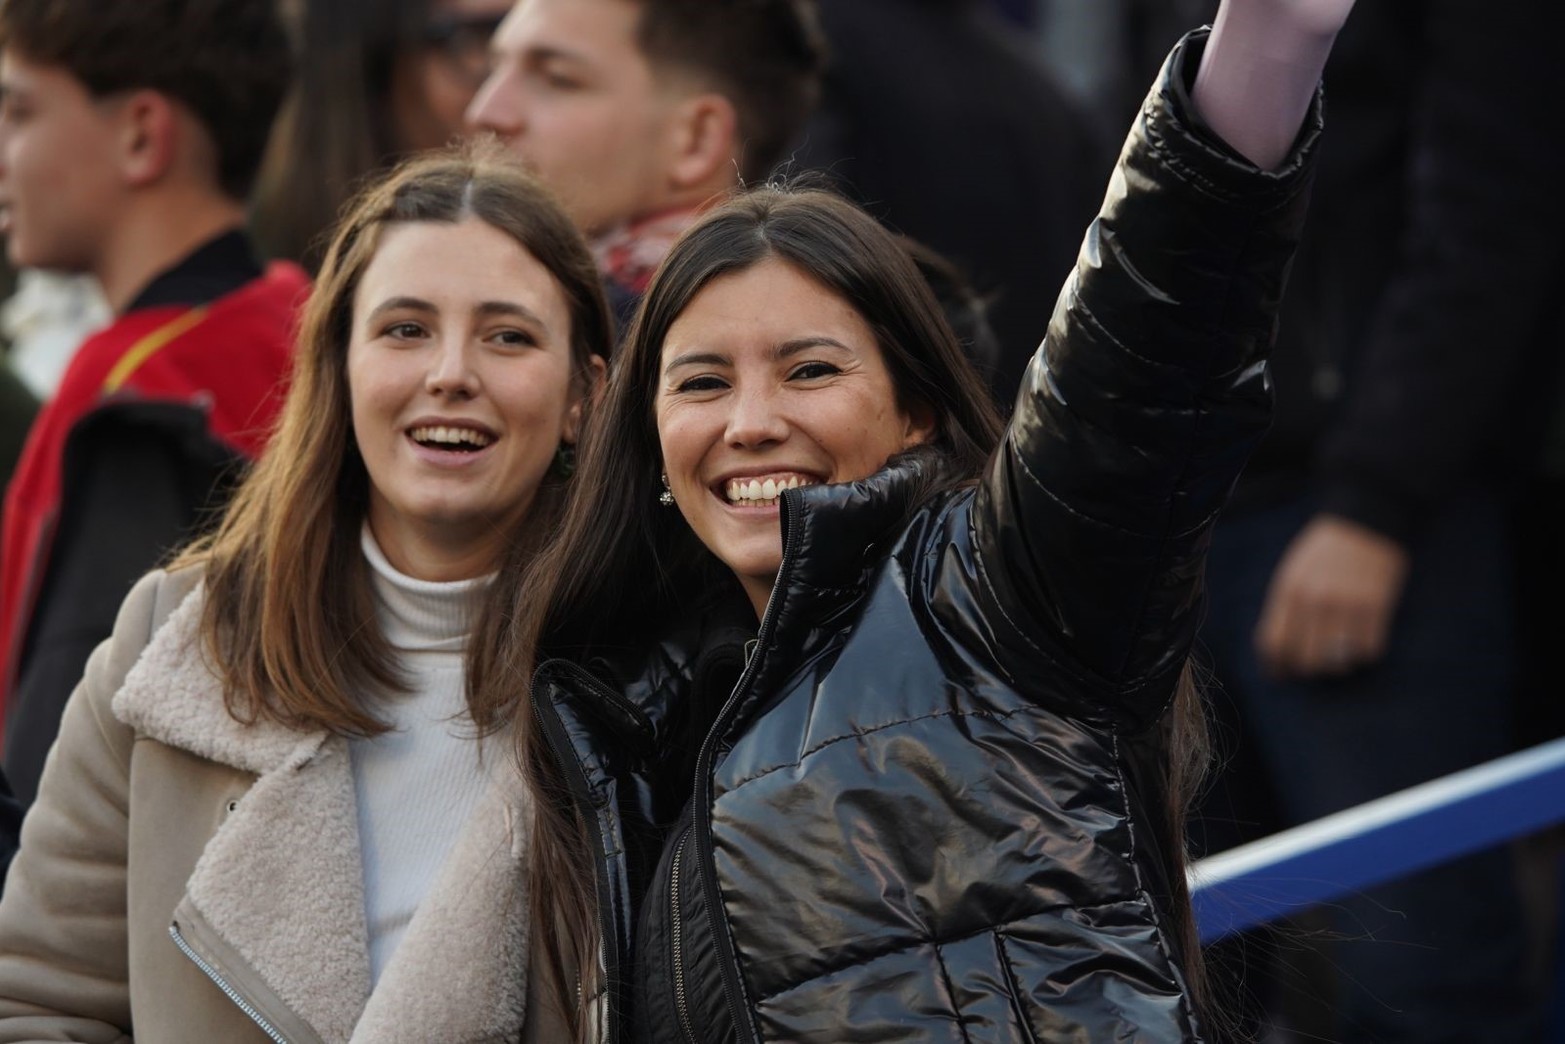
[0,48,124,272]
[466,0,686,237]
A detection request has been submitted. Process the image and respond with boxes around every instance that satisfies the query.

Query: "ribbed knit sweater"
[352,528,493,986]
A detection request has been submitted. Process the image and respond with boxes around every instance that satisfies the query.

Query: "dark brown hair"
[178,142,611,738]
[0,0,290,200]
[635,0,826,182]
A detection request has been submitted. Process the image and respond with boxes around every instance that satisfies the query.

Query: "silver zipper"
[671,829,698,1044]
[169,923,289,1043]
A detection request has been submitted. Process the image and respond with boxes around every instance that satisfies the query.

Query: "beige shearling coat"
[0,568,563,1043]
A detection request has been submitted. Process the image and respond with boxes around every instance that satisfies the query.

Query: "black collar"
[124,229,263,313]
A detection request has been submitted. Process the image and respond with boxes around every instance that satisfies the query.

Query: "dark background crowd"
[1,0,1560,1040]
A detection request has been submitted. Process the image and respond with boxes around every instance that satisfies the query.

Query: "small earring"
[658,473,675,507]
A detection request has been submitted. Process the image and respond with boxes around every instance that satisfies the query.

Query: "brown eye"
[385,322,427,340]
[789,362,839,381]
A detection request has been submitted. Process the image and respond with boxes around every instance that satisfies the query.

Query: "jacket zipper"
[670,827,698,1044]
[531,684,616,1044]
[168,923,289,1043]
[685,490,804,1044]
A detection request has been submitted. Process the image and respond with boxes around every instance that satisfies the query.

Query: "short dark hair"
[636,0,825,183]
[0,0,291,200]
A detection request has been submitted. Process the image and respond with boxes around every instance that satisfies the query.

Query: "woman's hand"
[1193,0,1358,170]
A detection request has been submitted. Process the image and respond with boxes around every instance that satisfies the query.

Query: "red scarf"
[0,263,308,729]
[590,206,705,298]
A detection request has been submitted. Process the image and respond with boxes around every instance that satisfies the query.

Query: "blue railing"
[1189,735,1565,943]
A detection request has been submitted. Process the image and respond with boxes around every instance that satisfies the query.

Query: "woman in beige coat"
[0,146,610,1042]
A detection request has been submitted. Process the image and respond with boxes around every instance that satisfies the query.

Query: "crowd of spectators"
[0,0,1558,1040]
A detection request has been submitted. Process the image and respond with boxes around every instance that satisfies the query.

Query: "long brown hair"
[178,143,611,738]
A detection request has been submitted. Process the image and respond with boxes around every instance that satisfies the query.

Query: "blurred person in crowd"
[250,0,513,272]
[466,0,825,333]
[0,271,108,399]
[484,0,1349,1036]
[1096,2,1561,1040]
[0,146,611,1040]
[792,0,1102,402]
[0,0,305,806]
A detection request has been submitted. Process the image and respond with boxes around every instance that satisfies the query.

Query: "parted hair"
[0,0,291,200]
[177,142,611,738]
[636,0,826,182]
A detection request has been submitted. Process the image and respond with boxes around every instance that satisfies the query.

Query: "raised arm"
[971,10,1348,731]
[1193,0,1355,170]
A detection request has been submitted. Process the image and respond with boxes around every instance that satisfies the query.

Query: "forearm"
[1193,0,1351,170]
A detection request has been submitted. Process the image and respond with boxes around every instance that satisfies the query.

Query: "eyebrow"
[663,337,853,375]
[365,296,548,329]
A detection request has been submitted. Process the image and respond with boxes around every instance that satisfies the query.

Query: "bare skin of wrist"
[1192,0,1356,170]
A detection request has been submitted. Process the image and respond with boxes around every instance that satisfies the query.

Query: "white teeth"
[410,425,494,449]
[724,475,817,504]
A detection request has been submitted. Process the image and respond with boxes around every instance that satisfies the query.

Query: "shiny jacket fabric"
[531,32,1320,1043]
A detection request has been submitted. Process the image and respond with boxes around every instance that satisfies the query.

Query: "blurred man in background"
[0,0,303,807]
[466,0,825,332]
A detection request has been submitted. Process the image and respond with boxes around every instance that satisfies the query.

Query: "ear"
[563,354,609,445]
[901,399,939,451]
[114,89,178,188]
[666,92,739,193]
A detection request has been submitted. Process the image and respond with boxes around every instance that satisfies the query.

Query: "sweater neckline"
[360,525,493,654]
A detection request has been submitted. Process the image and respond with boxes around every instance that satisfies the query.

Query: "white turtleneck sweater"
[353,527,494,986]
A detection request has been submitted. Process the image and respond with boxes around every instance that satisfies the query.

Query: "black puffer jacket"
[531,32,1319,1043]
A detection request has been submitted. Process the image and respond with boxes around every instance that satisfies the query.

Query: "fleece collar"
[113,583,532,1043]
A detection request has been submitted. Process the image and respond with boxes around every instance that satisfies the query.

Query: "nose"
[724,383,789,449]
[465,65,525,139]
[426,336,480,399]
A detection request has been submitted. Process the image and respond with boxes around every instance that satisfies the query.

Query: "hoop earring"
[658,472,675,507]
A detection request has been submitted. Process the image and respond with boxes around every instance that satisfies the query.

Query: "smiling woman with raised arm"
[480,2,1355,1041]
[0,145,610,1042]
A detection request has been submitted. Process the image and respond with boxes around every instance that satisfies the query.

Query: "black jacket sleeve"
[972,30,1319,731]
[1,403,239,803]
[1316,1,1565,541]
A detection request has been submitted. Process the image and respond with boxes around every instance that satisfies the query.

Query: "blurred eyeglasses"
[420,13,505,87]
